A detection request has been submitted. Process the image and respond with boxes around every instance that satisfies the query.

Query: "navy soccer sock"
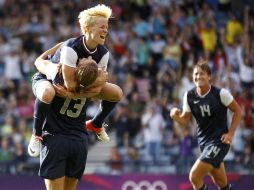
[92,100,117,128]
[33,98,50,137]
[220,184,232,190]
[199,184,208,190]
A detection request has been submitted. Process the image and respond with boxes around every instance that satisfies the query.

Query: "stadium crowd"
[0,0,254,175]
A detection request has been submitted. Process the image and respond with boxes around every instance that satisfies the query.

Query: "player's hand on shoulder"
[54,84,75,98]
[80,85,103,98]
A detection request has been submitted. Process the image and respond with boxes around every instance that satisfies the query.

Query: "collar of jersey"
[83,36,97,54]
[196,85,211,98]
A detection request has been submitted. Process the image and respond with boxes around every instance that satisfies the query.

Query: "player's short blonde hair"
[78,4,112,34]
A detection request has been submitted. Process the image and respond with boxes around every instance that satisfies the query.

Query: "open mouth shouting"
[100,35,106,40]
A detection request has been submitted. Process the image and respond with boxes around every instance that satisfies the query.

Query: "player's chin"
[195,81,204,87]
[98,37,106,44]
[195,83,202,87]
[98,40,105,45]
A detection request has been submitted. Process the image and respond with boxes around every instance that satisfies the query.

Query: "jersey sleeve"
[220,88,234,106]
[183,91,191,112]
[97,52,109,71]
[60,46,78,68]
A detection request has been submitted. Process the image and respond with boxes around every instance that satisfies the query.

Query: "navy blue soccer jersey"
[182,86,233,146]
[51,35,109,70]
[34,35,109,84]
[43,95,89,139]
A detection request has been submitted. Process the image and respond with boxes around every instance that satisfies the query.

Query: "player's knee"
[114,86,123,101]
[109,85,123,102]
[209,172,227,188]
[189,170,200,186]
[37,86,56,103]
[214,178,227,188]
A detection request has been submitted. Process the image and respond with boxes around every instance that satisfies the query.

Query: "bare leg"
[45,176,65,190]
[33,80,55,136]
[209,162,228,189]
[94,82,123,102]
[189,159,213,190]
[85,82,123,141]
[64,176,78,190]
[35,81,56,103]
[28,80,56,157]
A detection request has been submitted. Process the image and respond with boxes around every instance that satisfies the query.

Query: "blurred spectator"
[0,137,12,173]
[162,36,182,72]
[178,67,195,102]
[141,103,165,164]
[149,34,166,64]
[132,15,150,38]
[0,115,14,138]
[3,43,23,88]
[108,146,123,174]
[235,90,252,128]
[199,21,217,53]
[149,8,166,36]
[226,13,243,45]
[12,142,29,174]
[0,91,8,124]
[177,127,195,173]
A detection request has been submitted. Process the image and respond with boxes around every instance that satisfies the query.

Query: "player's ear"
[208,75,211,81]
[84,25,90,34]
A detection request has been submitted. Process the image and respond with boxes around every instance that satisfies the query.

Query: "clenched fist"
[170,107,181,120]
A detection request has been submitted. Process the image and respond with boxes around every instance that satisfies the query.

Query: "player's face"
[88,17,108,46]
[193,67,210,88]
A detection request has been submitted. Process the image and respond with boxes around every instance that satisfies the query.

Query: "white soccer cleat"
[86,120,110,142]
[96,123,110,142]
[28,135,42,157]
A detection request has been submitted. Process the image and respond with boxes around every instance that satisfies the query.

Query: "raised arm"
[34,42,63,79]
[170,92,192,126]
[62,64,77,92]
[59,46,81,92]
[170,108,191,126]
[35,43,79,92]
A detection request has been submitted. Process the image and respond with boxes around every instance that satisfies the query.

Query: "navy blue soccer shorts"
[39,134,88,180]
[199,142,230,168]
[32,72,50,97]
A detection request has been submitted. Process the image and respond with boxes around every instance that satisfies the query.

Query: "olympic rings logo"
[121,180,168,190]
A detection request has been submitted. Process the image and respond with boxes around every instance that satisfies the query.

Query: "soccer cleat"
[86,120,110,142]
[203,184,208,190]
[28,135,42,157]
[222,184,233,190]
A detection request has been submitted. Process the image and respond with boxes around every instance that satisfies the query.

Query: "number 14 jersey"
[183,85,233,146]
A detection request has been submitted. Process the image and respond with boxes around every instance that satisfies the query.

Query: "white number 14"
[200,105,211,117]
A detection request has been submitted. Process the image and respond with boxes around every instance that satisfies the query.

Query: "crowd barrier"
[0,173,253,190]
